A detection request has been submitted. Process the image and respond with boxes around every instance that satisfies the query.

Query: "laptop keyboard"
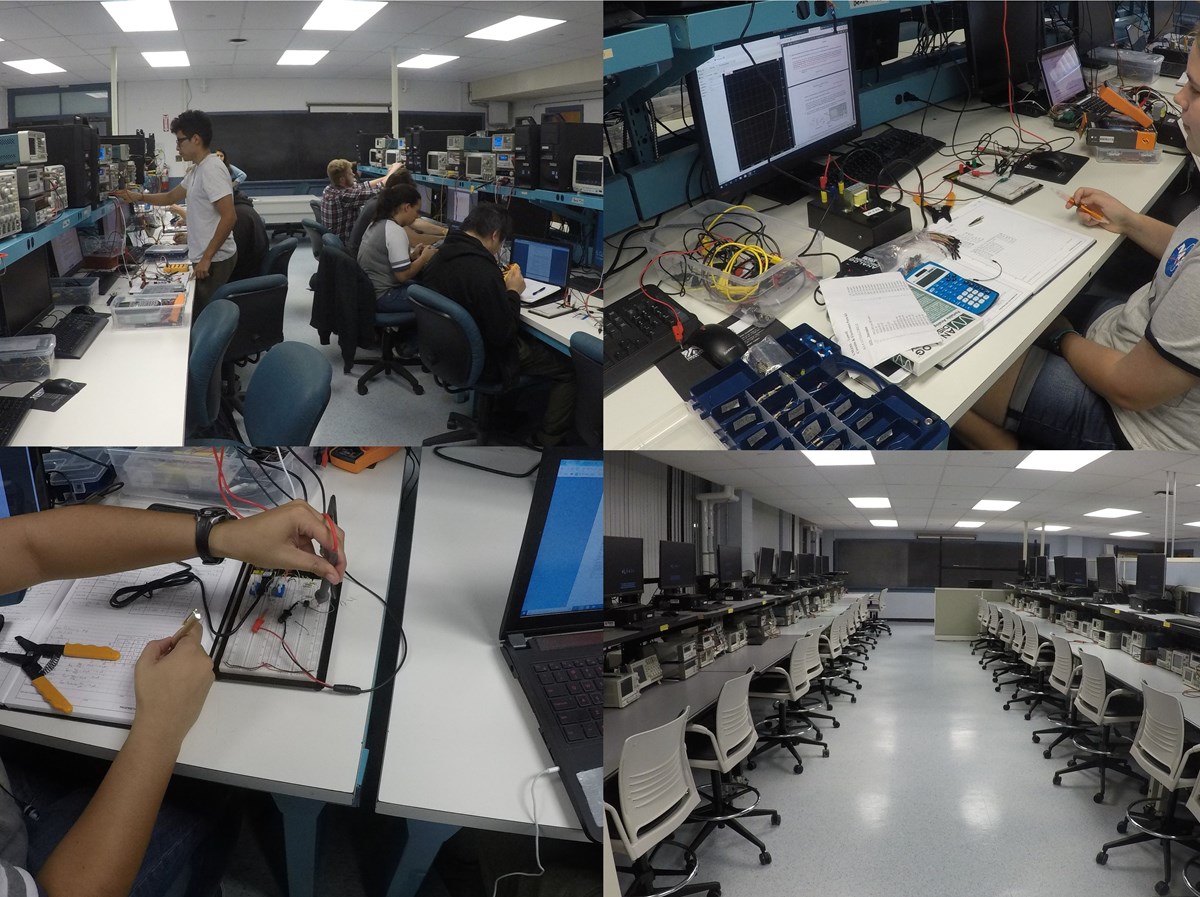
[0,395,34,446]
[535,654,602,744]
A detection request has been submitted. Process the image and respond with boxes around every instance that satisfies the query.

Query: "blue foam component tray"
[688,323,949,451]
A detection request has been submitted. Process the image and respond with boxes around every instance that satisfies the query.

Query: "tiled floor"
[682,621,1193,897]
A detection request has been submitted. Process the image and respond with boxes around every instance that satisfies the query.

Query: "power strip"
[162,263,190,274]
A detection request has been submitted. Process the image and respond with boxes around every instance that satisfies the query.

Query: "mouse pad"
[657,317,791,401]
[31,379,85,411]
[1012,151,1089,185]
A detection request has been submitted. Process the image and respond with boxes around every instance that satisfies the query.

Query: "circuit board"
[212,565,340,690]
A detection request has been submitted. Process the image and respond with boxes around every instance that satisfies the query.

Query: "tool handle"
[63,644,121,661]
[32,676,72,714]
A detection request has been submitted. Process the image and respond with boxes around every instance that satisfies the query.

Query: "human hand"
[194,258,211,280]
[1035,314,1075,352]
[504,264,525,294]
[1068,188,1129,233]
[388,161,406,175]
[208,500,346,584]
[130,625,214,752]
[110,189,137,203]
[173,233,187,244]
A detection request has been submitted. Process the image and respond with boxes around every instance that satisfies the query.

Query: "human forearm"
[1062,334,1144,410]
[1120,213,1175,259]
[37,726,178,897]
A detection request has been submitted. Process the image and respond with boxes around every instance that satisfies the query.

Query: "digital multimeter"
[904,261,999,315]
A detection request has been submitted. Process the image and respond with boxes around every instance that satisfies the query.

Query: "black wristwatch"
[195,507,233,565]
[1048,327,1078,357]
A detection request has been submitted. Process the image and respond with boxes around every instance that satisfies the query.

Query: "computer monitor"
[716,544,742,587]
[447,187,477,226]
[1152,0,1178,41]
[658,540,697,592]
[1017,558,1028,577]
[1135,553,1167,601]
[1075,1,1116,56]
[1096,555,1118,592]
[778,549,794,580]
[756,547,776,583]
[1032,555,1048,579]
[818,555,829,574]
[0,448,49,605]
[49,228,84,278]
[966,1,1044,102]
[1052,555,1066,582]
[1061,556,1087,587]
[797,553,815,576]
[603,535,644,600]
[0,245,54,338]
[686,19,860,197]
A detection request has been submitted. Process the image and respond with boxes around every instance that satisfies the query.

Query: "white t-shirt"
[180,153,236,264]
[358,219,412,296]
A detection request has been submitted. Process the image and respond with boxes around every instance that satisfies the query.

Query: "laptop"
[1037,40,1111,118]
[513,237,571,306]
[48,228,121,295]
[498,448,603,842]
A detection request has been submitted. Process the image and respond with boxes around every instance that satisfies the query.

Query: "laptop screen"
[49,228,83,277]
[511,238,569,287]
[1040,41,1088,107]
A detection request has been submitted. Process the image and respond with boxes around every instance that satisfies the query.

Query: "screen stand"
[754,160,822,205]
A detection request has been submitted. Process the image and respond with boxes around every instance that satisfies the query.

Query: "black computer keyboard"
[836,128,947,185]
[50,312,110,359]
[536,655,602,745]
[603,284,693,396]
[0,395,34,446]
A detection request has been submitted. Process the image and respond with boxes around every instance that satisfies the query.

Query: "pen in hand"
[166,609,201,654]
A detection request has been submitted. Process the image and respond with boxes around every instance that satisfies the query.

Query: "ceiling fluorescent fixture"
[955,521,985,528]
[1033,525,1070,532]
[102,0,177,32]
[397,54,458,69]
[1110,530,1150,537]
[1185,521,1200,528]
[467,15,565,41]
[278,50,328,66]
[869,519,898,528]
[85,92,109,99]
[1017,450,1109,472]
[303,0,385,31]
[4,59,65,74]
[142,51,188,67]
[972,499,1020,512]
[803,451,875,467]
[1085,508,1139,519]
[849,497,890,509]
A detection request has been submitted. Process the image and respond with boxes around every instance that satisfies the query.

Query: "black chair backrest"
[260,237,298,279]
[219,274,289,363]
[570,334,602,447]
[408,288,478,388]
[301,218,326,259]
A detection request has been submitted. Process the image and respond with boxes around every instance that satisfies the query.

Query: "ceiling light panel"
[1110,531,1150,537]
[102,0,177,32]
[142,51,188,67]
[466,15,565,41]
[1017,450,1109,472]
[397,54,458,69]
[1085,508,1140,518]
[803,452,875,467]
[972,499,1020,512]
[4,59,65,74]
[870,519,898,528]
[277,50,328,65]
[303,0,386,31]
[849,497,890,509]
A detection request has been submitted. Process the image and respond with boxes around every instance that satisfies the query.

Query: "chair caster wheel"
[1117,820,1129,834]
[855,683,862,690]
[850,696,857,703]
[1024,713,1033,721]
[995,686,1001,693]
[832,720,840,728]
[760,852,772,865]
[413,385,425,395]
[709,889,721,897]
[863,665,868,671]
[1067,759,1077,767]
[746,761,756,771]
[1156,881,1169,895]
[1003,704,1011,711]
[1043,749,1053,759]
[822,748,830,758]
[1093,793,1105,804]
[1032,734,1041,744]
[771,813,781,825]
[357,384,368,395]
[793,764,803,775]
[1053,775,1062,786]
[1096,852,1107,865]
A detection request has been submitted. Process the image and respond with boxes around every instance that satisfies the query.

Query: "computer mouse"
[69,305,96,315]
[44,379,81,394]
[687,324,749,368]
[1038,154,1069,173]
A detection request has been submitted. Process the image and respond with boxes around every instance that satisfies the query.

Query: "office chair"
[819,614,863,692]
[1180,774,1200,896]
[240,342,331,445]
[1053,651,1147,803]
[1030,634,1089,758]
[865,588,891,636]
[185,299,239,442]
[793,627,842,726]
[685,668,780,866]
[605,709,721,897]
[260,236,298,279]
[970,599,995,654]
[301,217,332,289]
[309,198,322,226]
[209,274,289,417]
[747,633,830,776]
[408,283,537,447]
[569,331,602,447]
[1098,683,1200,895]
[1000,618,1058,718]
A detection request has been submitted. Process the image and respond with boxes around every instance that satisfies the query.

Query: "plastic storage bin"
[688,323,948,450]
[648,199,824,316]
[0,334,55,382]
[50,276,100,306]
[43,448,117,504]
[107,447,298,506]
[1091,144,1161,164]
[112,290,186,328]
[1090,47,1164,82]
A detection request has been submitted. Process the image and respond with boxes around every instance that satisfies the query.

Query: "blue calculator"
[904,261,999,314]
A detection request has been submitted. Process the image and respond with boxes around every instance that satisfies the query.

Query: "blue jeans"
[2,738,240,897]
[377,284,413,313]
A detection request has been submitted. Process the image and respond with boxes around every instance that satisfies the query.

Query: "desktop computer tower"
[513,123,540,188]
[1,124,99,209]
[538,122,602,191]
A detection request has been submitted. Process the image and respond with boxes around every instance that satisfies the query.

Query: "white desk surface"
[0,455,400,804]
[520,287,602,351]
[375,446,583,840]
[12,277,193,446]
[605,74,1192,449]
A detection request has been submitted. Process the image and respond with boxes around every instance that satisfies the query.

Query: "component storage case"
[688,323,949,450]
[0,334,55,382]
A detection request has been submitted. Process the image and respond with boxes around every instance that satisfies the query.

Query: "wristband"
[1048,327,1078,357]
[195,507,233,565]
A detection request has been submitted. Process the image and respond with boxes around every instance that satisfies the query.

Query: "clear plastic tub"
[648,199,824,316]
[1091,144,1161,164]
[0,334,55,381]
[112,290,186,328]
[107,447,300,507]
[1090,47,1165,82]
[50,276,100,306]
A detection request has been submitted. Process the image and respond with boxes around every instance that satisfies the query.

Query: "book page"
[1,561,241,725]
[822,273,943,367]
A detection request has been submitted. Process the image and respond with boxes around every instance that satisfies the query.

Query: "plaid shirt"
[320,180,380,246]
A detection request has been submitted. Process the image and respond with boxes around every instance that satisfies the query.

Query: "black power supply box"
[806,198,913,252]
